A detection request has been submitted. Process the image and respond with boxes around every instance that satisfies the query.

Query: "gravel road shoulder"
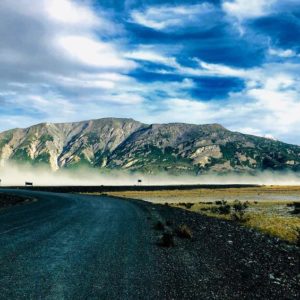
[131,198,300,299]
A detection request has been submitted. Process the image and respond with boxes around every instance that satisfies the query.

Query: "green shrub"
[218,204,231,214]
[231,200,249,222]
[185,203,194,209]
[233,200,248,212]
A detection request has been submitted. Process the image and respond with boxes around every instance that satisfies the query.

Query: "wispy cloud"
[130,3,218,31]
[222,0,276,20]
[268,48,298,58]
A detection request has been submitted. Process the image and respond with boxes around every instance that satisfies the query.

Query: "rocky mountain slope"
[0,118,300,174]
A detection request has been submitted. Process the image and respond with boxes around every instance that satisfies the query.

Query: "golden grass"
[245,213,299,243]
[104,185,300,204]
[174,201,300,244]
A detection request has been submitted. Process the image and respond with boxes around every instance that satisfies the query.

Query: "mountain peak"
[0,118,299,174]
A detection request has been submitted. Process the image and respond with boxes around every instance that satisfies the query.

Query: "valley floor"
[102,186,300,244]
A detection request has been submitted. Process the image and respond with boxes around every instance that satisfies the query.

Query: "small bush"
[176,224,193,239]
[233,200,248,212]
[231,200,249,223]
[291,202,300,215]
[210,207,219,214]
[178,202,194,209]
[212,200,231,215]
[185,203,194,209]
[153,221,165,231]
[200,207,211,211]
[158,232,175,247]
[218,204,231,214]
[232,212,249,223]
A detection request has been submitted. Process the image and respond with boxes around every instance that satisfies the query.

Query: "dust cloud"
[0,162,300,186]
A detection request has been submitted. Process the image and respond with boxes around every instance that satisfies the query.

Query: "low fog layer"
[0,163,300,186]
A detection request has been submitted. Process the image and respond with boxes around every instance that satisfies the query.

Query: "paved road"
[0,190,175,299]
[0,190,299,300]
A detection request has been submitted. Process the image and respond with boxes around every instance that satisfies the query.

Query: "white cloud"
[132,61,300,144]
[126,46,247,78]
[0,0,142,127]
[222,0,276,20]
[44,0,99,26]
[195,60,247,77]
[56,35,133,69]
[0,0,134,77]
[268,48,298,58]
[125,47,178,67]
[49,72,132,90]
[130,3,217,31]
[0,0,132,73]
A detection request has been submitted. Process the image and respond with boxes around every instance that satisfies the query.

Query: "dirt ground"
[103,186,300,244]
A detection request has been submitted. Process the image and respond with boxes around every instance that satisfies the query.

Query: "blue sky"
[0,0,300,144]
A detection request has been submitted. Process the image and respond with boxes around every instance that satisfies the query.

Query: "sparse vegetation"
[231,200,249,223]
[185,203,194,209]
[93,186,300,244]
[176,224,193,239]
[216,200,231,215]
[178,202,194,209]
[246,213,299,243]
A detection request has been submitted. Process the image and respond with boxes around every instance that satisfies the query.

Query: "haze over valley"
[0,117,300,186]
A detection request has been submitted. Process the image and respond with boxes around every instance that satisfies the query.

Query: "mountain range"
[0,118,300,174]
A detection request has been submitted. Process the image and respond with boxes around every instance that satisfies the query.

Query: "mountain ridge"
[1,118,300,174]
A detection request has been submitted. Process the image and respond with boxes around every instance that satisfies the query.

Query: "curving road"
[0,190,173,299]
[0,190,299,300]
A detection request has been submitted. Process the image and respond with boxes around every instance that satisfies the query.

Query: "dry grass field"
[104,185,300,203]
[99,186,300,244]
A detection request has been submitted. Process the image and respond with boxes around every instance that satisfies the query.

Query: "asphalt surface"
[0,190,299,299]
[0,190,167,299]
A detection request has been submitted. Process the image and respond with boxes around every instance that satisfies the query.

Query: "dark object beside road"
[176,224,193,239]
[153,221,165,231]
[158,232,175,247]
[0,193,33,209]
[291,202,300,214]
